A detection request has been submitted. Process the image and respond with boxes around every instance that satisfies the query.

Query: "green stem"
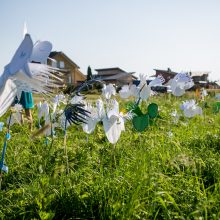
[64,119,69,174]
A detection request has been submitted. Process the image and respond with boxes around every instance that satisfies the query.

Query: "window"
[59,61,65,68]
[68,75,72,84]
[51,60,57,68]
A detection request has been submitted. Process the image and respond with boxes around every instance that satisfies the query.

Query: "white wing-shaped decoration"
[82,103,99,134]
[119,84,139,99]
[30,41,52,63]
[0,33,62,117]
[180,100,202,118]
[38,101,50,123]
[103,100,125,144]
[149,75,165,87]
[0,79,17,117]
[102,84,116,99]
[13,65,59,100]
[170,73,194,96]
[119,85,131,99]
[139,75,164,101]
[7,34,33,77]
[0,34,33,89]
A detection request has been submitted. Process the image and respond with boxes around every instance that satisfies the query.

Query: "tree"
[87,66,93,81]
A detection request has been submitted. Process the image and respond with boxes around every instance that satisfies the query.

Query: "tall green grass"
[0,94,220,219]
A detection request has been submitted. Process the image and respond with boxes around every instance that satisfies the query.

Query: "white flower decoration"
[38,101,50,124]
[119,84,139,99]
[180,100,202,118]
[7,104,23,126]
[102,84,116,99]
[169,73,194,96]
[0,122,4,131]
[139,74,164,101]
[52,94,66,114]
[170,110,180,124]
[70,95,84,104]
[82,103,99,134]
[103,99,125,144]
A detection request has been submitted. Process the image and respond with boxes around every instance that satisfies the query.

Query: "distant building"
[208,81,220,89]
[189,71,210,87]
[48,51,86,87]
[154,68,178,84]
[153,68,210,88]
[95,67,137,86]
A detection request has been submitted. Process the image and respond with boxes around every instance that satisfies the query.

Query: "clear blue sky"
[1,0,220,80]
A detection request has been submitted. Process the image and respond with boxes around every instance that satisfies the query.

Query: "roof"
[154,68,178,75]
[95,67,126,72]
[198,81,208,84]
[94,72,137,80]
[102,72,135,80]
[49,51,80,68]
[189,71,210,77]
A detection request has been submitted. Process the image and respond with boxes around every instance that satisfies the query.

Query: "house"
[153,68,178,84]
[48,51,86,87]
[94,67,137,86]
[153,68,210,88]
[188,71,210,87]
[207,81,220,89]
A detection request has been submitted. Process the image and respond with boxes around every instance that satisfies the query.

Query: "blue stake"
[64,118,69,174]
[0,112,12,189]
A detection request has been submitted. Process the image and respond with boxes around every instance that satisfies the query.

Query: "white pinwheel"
[36,100,60,136]
[102,99,126,144]
[70,95,84,104]
[30,40,52,63]
[102,84,116,99]
[96,98,106,119]
[170,110,180,124]
[169,73,194,96]
[119,84,139,99]
[180,100,202,118]
[0,32,62,117]
[7,104,23,126]
[138,74,165,101]
[119,75,164,101]
[215,93,220,100]
[201,88,208,99]
[0,122,4,132]
[52,94,66,116]
[38,101,50,125]
[119,85,131,99]
[82,103,99,134]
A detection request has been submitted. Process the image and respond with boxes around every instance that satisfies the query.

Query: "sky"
[0,0,220,81]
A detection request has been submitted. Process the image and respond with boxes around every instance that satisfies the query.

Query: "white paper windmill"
[0,122,4,132]
[82,102,99,134]
[180,100,202,118]
[6,104,23,126]
[119,84,139,99]
[169,73,194,96]
[52,94,66,117]
[102,99,126,144]
[138,74,165,101]
[119,75,164,101]
[102,84,116,100]
[38,101,50,124]
[0,32,62,117]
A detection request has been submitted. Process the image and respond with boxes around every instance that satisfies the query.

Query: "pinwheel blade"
[0,79,17,117]
[8,34,33,76]
[30,41,52,63]
[64,104,90,125]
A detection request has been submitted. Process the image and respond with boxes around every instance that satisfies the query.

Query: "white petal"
[0,79,17,117]
[172,86,185,96]
[103,117,122,144]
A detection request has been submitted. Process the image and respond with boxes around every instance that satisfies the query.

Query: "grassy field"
[0,93,220,219]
